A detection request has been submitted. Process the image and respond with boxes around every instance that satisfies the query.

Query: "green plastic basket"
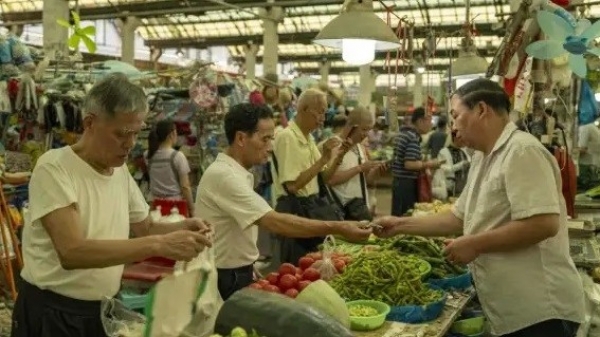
[347,300,391,331]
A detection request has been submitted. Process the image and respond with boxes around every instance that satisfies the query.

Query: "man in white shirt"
[376,78,584,337]
[12,74,212,337]
[196,103,372,300]
[577,121,600,191]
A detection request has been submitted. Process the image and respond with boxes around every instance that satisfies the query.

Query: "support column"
[259,3,285,75]
[149,46,163,72]
[413,72,424,108]
[42,0,70,59]
[118,17,141,65]
[244,43,259,80]
[9,25,24,37]
[358,64,376,107]
[319,60,331,83]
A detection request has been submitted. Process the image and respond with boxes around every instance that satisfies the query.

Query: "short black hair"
[453,78,510,114]
[411,107,427,124]
[437,115,448,129]
[224,103,273,145]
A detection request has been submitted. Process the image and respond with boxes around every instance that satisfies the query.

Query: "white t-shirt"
[330,144,369,206]
[21,146,149,301]
[196,153,272,269]
[578,123,600,166]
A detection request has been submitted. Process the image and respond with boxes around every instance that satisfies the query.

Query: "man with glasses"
[12,74,212,337]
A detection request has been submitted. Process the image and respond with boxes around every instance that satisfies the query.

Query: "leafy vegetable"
[348,304,379,317]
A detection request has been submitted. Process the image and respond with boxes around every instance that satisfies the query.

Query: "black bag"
[329,146,372,221]
[272,155,343,264]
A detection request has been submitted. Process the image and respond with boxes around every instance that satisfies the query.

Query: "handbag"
[328,146,372,221]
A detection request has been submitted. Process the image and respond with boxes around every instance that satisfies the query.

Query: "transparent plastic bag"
[310,235,339,281]
[101,297,146,337]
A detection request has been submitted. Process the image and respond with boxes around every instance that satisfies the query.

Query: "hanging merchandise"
[0,34,35,79]
[578,80,599,125]
[189,68,219,110]
[526,9,600,78]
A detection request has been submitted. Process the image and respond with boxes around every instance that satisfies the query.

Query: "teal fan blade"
[526,9,600,78]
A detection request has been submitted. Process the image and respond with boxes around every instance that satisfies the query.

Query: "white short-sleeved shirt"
[452,122,585,335]
[21,146,149,301]
[578,123,600,166]
[195,153,272,269]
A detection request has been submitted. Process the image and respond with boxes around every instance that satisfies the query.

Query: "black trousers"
[500,319,579,337]
[217,264,254,301]
[11,280,106,337]
[391,177,418,216]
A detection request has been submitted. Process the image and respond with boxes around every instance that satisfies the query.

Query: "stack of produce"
[409,200,453,216]
[374,235,466,278]
[329,250,444,307]
[209,327,263,337]
[249,262,321,298]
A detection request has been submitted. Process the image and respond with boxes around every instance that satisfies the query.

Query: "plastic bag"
[310,236,339,281]
[101,297,146,337]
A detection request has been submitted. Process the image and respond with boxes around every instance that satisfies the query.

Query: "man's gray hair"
[347,105,374,126]
[83,73,148,117]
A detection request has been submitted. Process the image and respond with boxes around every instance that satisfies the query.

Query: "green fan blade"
[68,34,81,49]
[71,11,81,27]
[80,34,97,53]
[56,19,71,28]
[81,25,96,36]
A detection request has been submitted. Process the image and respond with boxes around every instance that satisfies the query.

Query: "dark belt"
[19,280,102,316]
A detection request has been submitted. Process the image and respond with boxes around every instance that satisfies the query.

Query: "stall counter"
[356,292,474,337]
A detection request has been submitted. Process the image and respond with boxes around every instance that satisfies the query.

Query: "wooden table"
[356,291,474,337]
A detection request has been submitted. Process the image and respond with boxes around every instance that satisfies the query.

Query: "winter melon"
[214,288,354,337]
[295,280,350,328]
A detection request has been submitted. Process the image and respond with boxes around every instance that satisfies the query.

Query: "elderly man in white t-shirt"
[12,74,212,337]
[196,103,372,300]
[322,106,386,220]
[577,121,600,190]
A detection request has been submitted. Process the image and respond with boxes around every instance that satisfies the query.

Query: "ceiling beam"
[230,47,490,63]
[144,22,499,49]
[296,64,447,75]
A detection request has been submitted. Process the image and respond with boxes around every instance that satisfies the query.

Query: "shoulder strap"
[270,154,291,195]
[357,145,367,200]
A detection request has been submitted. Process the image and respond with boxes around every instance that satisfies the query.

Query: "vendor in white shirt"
[196,103,372,301]
[12,74,212,337]
[375,78,584,337]
[437,131,471,197]
[322,106,387,220]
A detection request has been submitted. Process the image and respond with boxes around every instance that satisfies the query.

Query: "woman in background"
[146,120,194,216]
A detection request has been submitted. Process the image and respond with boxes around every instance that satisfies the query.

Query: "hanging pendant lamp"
[313,0,400,66]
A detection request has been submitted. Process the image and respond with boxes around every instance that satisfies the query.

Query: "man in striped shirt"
[391,108,441,215]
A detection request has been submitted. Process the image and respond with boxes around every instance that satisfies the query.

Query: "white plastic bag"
[310,236,339,281]
[101,297,146,337]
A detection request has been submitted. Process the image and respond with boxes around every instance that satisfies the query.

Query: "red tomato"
[297,280,312,291]
[302,268,321,281]
[263,284,281,293]
[266,272,280,285]
[334,259,346,273]
[257,279,270,287]
[278,274,298,291]
[307,252,323,261]
[278,263,297,276]
[248,283,263,290]
[296,267,303,274]
[340,256,352,264]
[285,288,299,298]
[298,257,315,270]
[295,273,303,281]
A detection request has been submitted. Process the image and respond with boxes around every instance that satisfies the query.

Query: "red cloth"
[418,172,433,203]
[551,0,570,7]
[554,148,576,218]
[249,90,265,106]
[152,199,189,217]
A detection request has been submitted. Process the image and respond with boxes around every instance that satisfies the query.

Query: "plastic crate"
[119,291,148,310]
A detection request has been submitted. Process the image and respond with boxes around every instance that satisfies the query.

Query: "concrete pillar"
[149,46,163,72]
[9,25,24,37]
[413,72,424,108]
[359,64,376,107]
[320,60,331,83]
[259,4,284,75]
[244,43,259,80]
[42,0,70,59]
[117,17,141,65]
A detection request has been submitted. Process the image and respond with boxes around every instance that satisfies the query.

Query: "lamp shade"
[444,38,489,79]
[313,0,400,65]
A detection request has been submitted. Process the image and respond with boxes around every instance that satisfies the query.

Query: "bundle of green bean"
[373,236,466,278]
[329,251,443,306]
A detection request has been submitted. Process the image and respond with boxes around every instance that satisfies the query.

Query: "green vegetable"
[348,304,379,317]
[215,289,354,337]
[296,280,350,328]
[329,251,443,306]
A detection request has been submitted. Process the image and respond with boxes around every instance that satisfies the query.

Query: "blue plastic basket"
[427,272,472,291]
[386,286,447,324]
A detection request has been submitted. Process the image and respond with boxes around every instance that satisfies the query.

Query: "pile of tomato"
[248,251,352,298]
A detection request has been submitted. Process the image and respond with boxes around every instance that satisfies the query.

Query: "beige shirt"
[196,153,272,269]
[578,123,600,166]
[22,147,149,300]
[452,122,585,335]
[272,121,322,200]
